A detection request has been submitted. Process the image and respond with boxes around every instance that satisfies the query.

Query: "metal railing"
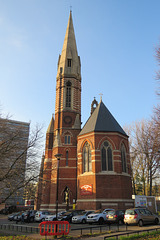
[0,222,160,239]
[71,223,128,235]
[104,226,160,239]
[0,223,39,233]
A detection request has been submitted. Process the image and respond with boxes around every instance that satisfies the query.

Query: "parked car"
[24,210,37,223]
[45,211,66,221]
[124,208,159,227]
[8,212,20,221]
[58,210,84,223]
[13,212,24,222]
[87,209,114,225]
[35,211,51,222]
[72,211,93,224]
[1,206,16,214]
[106,210,125,225]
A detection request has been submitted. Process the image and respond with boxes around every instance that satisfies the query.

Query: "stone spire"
[47,115,54,133]
[57,11,81,77]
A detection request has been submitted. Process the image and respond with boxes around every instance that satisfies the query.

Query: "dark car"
[1,206,16,215]
[24,210,37,223]
[58,210,84,223]
[106,210,125,225]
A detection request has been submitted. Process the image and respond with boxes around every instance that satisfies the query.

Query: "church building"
[38,11,133,212]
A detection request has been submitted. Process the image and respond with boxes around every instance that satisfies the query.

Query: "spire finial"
[70,6,72,13]
[99,93,103,101]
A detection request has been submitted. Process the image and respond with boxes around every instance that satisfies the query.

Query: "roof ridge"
[79,101,127,136]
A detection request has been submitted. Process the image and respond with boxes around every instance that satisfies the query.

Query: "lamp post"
[54,153,62,220]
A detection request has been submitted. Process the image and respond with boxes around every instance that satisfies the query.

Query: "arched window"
[121,144,127,172]
[65,135,71,144]
[66,150,68,166]
[66,81,71,107]
[101,141,113,171]
[83,142,92,173]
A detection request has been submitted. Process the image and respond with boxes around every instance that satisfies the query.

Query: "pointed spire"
[73,114,81,129]
[47,115,54,133]
[53,130,62,147]
[57,11,81,77]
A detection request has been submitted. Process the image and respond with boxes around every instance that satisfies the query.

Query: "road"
[0,214,160,239]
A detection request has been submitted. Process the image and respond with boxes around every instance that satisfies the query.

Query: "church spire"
[57,11,81,77]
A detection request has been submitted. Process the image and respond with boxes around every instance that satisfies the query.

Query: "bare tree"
[0,115,43,204]
[124,119,160,196]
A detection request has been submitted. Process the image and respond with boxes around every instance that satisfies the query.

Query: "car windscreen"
[125,210,135,215]
[107,211,115,215]
[93,210,102,214]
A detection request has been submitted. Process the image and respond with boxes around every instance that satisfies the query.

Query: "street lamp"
[54,153,62,220]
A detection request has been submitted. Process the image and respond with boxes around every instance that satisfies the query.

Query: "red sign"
[80,185,93,195]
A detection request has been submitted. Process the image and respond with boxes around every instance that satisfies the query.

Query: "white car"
[72,211,93,224]
[87,209,114,225]
[45,211,66,221]
[35,211,51,222]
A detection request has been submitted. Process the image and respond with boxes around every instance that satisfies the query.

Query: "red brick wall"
[77,131,133,210]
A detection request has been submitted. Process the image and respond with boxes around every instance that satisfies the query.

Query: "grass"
[109,230,160,240]
[0,229,160,240]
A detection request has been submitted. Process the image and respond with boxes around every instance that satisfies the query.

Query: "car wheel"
[98,218,104,225]
[82,219,86,224]
[138,220,143,227]
[154,218,159,225]
[118,219,123,225]
[41,218,45,222]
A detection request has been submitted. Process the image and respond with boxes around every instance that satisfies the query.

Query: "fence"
[0,223,160,239]
[39,221,70,236]
[0,224,39,234]
[71,223,128,235]
[104,226,160,239]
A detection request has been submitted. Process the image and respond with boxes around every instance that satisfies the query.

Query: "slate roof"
[79,100,127,136]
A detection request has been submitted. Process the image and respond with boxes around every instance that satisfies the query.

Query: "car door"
[144,209,155,224]
[138,209,148,224]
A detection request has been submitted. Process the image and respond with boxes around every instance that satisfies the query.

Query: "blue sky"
[0,0,160,151]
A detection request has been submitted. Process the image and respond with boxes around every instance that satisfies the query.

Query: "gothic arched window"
[83,142,92,173]
[65,135,71,144]
[66,81,72,107]
[101,141,113,171]
[121,144,127,172]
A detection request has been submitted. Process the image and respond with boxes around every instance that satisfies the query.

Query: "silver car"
[45,211,66,221]
[35,211,51,222]
[124,208,159,227]
[87,209,114,225]
[72,211,93,224]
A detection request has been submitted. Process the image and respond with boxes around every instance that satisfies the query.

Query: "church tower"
[39,11,133,213]
[40,11,81,212]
